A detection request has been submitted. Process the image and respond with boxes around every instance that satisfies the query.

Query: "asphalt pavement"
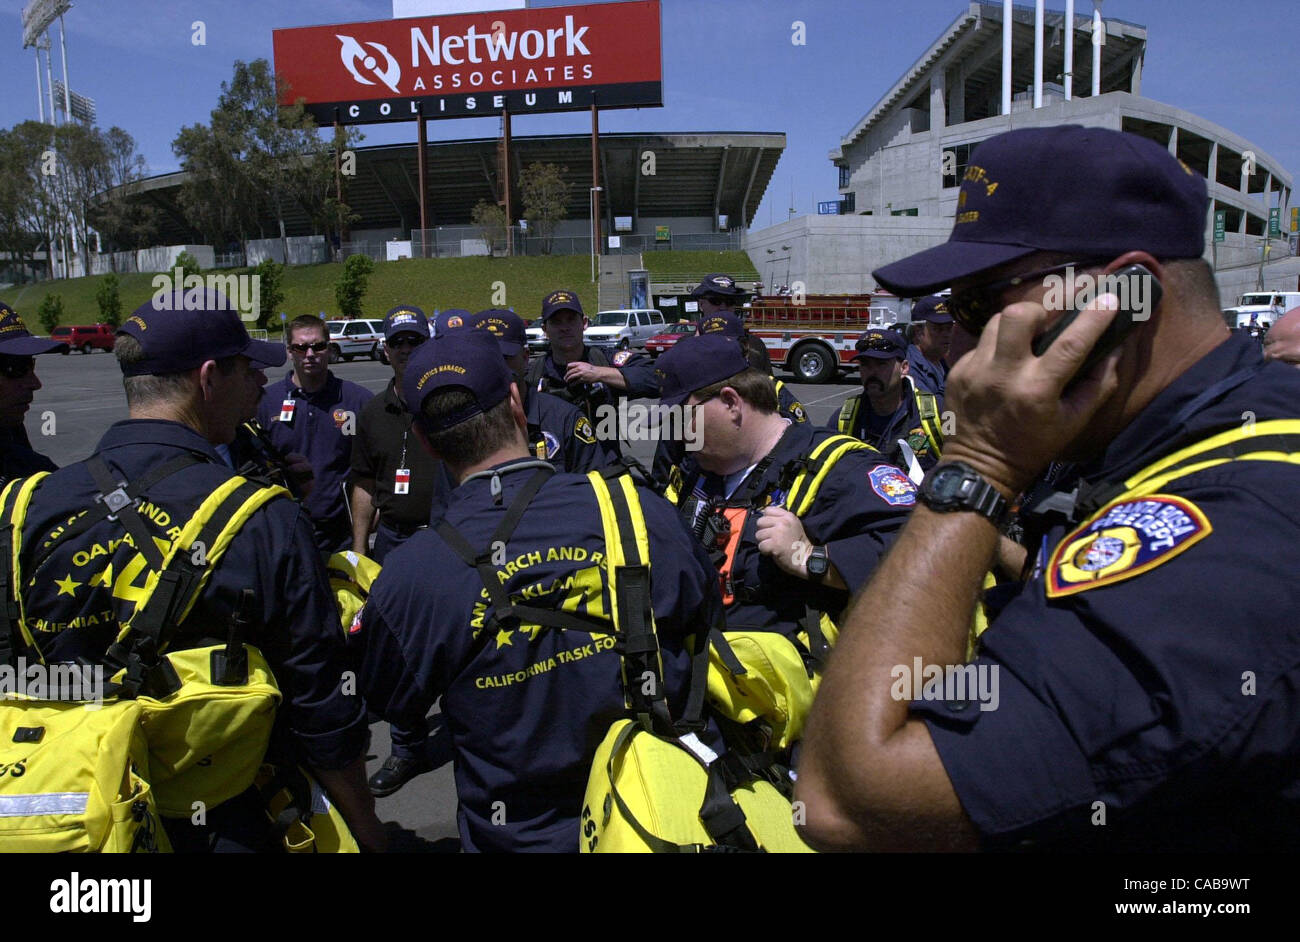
[22,347,861,851]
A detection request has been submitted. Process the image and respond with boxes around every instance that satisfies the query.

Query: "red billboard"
[272,0,662,125]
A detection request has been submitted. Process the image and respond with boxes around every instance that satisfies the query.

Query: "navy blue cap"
[540,290,583,322]
[383,304,428,341]
[116,290,285,377]
[434,309,472,338]
[690,273,748,300]
[655,334,751,407]
[470,309,526,356]
[852,328,907,361]
[697,310,744,339]
[910,295,953,325]
[401,329,512,430]
[873,126,1209,296]
[0,302,66,355]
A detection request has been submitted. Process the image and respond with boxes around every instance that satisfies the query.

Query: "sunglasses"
[857,337,898,353]
[288,342,330,354]
[386,336,426,350]
[0,357,35,380]
[948,259,1108,334]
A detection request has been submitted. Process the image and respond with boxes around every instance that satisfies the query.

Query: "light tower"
[20,0,74,124]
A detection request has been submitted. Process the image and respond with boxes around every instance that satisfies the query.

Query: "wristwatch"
[917,461,1010,527]
[805,545,830,583]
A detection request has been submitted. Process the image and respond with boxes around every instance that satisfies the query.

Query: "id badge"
[394,468,411,495]
[278,398,296,423]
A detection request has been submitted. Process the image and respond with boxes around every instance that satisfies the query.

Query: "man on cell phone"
[798,124,1300,852]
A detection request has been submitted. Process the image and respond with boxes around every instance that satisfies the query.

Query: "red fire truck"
[743,293,903,383]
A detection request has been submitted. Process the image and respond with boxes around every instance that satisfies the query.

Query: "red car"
[643,322,695,357]
[50,324,116,354]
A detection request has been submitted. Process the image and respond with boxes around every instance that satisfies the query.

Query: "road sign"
[280,312,287,321]
[1269,208,1281,238]
[817,201,841,215]
[1214,210,1226,244]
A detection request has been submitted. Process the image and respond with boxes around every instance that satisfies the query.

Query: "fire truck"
[743,293,903,383]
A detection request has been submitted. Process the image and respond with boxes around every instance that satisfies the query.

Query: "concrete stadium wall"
[246,235,328,266]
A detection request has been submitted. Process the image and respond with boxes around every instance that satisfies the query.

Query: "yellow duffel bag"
[580,718,813,853]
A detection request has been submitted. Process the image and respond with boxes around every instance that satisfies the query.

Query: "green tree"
[36,294,62,335]
[519,162,570,255]
[90,127,159,263]
[252,258,285,329]
[471,199,509,256]
[334,253,374,318]
[96,273,122,328]
[174,251,202,279]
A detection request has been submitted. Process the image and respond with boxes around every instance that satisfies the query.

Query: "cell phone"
[1031,263,1162,384]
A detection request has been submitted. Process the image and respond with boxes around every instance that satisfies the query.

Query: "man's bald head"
[1263,308,1300,368]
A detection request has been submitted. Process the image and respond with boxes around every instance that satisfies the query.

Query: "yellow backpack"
[0,465,287,851]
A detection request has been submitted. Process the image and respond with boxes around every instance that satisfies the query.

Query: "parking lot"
[23,346,861,850]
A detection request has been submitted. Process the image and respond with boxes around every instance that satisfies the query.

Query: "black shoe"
[368,753,434,798]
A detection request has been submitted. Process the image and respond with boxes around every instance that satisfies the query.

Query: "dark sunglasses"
[857,337,899,353]
[386,336,426,350]
[949,259,1108,334]
[288,342,330,353]
[0,357,36,379]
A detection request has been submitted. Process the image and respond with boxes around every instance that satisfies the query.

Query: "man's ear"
[508,383,529,435]
[196,360,220,401]
[899,358,910,375]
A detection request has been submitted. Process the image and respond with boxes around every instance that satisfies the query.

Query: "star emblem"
[55,574,81,597]
[494,627,514,649]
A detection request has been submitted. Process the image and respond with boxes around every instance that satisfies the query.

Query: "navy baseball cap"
[698,310,744,339]
[873,125,1209,296]
[655,334,751,407]
[690,273,748,300]
[0,302,66,355]
[383,305,428,341]
[434,309,472,338]
[540,290,583,322]
[401,329,512,430]
[470,309,526,356]
[910,295,953,325]
[852,328,907,361]
[116,290,285,377]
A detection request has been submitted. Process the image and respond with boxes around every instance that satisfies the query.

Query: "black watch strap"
[918,461,1010,528]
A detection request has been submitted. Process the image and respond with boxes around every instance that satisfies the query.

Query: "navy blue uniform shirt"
[525,386,607,473]
[827,376,941,473]
[13,419,367,771]
[913,331,1300,851]
[257,370,372,553]
[907,344,947,398]
[674,421,914,637]
[358,460,721,852]
[526,347,660,463]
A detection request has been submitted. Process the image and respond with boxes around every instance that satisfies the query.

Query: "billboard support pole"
[416,104,428,254]
[591,102,601,261]
[333,110,345,259]
[502,109,513,257]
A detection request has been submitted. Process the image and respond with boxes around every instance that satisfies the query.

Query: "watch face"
[932,466,966,499]
[807,547,828,575]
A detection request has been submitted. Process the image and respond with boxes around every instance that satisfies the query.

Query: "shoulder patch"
[1046,494,1211,598]
[790,402,807,423]
[906,429,930,453]
[573,416,597,445]
[868,465,917,506]
[611,350,633,366]
[542,430,561,459]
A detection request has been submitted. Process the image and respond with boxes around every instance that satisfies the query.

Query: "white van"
[583,309,666,352]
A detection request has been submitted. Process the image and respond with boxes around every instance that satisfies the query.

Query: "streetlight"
[590,186,603,283]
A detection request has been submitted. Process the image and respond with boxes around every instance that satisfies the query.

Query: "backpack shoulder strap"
[588,346,611,368]
[912,384,944,453]
[0,473,51,665]
[784,434,876,518]
[835,395,861,436]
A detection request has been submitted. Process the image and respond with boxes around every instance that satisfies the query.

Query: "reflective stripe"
[0,791,89,817]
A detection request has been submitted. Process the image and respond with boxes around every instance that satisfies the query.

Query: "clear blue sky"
[2,0,1296,231]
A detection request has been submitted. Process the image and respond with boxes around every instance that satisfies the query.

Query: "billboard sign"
[272,0,663,125]
[817,201,840,215]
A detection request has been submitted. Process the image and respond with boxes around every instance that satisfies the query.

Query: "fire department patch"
[573,416,597,445]
[332,408,350,429]
[1046,494,1211,598]
[907,429,929,453]
[612,350,633,366]
[542,430,561,458]
[791,403,807,423]
[868,465,916,506]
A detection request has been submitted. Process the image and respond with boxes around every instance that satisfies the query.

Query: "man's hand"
[564,361,604,384]
[942,293,1124,497]
[285,452,315,497]
[755,507,810,577]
